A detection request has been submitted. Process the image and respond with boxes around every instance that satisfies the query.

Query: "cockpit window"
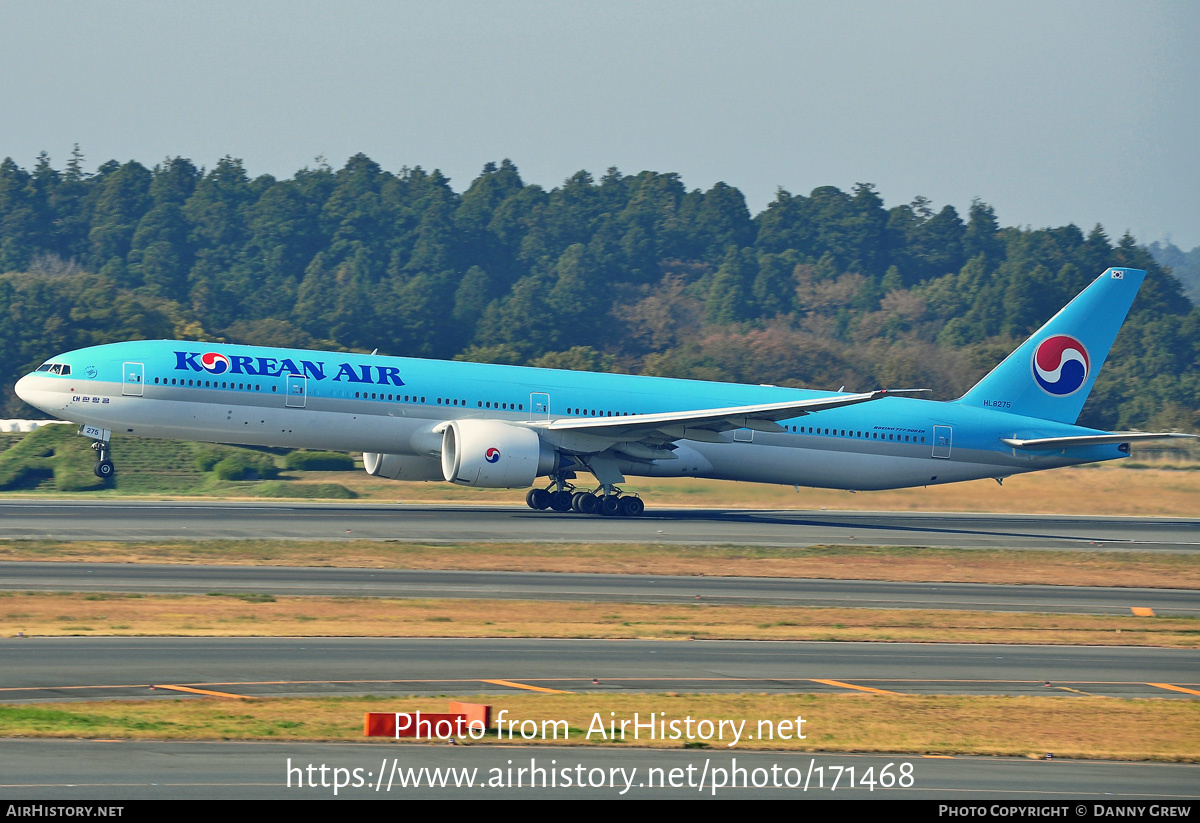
[34,363,70,375]
[36,364,53,372]
[58,365,71,375]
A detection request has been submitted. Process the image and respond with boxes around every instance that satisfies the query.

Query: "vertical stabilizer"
[957,267,1145,423]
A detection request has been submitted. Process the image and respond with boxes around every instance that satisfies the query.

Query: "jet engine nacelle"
[362,452,444,481]
[440,419,556,488]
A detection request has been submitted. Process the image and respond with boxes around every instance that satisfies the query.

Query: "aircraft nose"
[14,374,57,413]
[14,374,34,405]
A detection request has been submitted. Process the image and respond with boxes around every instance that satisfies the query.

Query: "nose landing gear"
[91,440,115,479]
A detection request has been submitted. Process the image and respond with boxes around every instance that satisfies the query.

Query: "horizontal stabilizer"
[1002,432,1198,450]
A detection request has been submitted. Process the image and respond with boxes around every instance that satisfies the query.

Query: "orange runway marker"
[811,679,901,696]
[153,684,253,699]
[481,679,572,694]
[1148,683,1200,697]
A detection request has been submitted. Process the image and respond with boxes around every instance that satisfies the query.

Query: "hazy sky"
[3,1,1197,248]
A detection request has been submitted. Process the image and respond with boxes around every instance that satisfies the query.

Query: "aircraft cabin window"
[518,404,523,410]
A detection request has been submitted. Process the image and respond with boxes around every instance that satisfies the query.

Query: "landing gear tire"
[94,459,114,479]
[577,493,599,515]
[526,488,551,510]
[598,495,622,516]
[549,490,574,512]
[619,496,644,517]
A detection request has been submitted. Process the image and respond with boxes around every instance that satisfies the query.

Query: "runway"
[2,637,1195,702]
[4,561,1195,615]
[4,502,1197,801]
[3,739,1197,799]
[3,500,1199,550]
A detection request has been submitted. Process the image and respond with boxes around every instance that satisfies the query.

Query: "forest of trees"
[1,150,1197,433]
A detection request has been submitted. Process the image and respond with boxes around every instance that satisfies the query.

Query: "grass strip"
[1,693,1196,762]
[3,592,1196,646]
[2,539,1197,589]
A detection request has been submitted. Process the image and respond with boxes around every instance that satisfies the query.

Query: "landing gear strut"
[91,440,115,479]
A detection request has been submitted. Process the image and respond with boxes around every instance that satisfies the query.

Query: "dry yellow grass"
[4,592,1195,646]
[3,693,1197,761]
[3,539,1197,589]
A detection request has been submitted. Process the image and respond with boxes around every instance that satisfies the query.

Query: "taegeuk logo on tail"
[1031,335,1090,396]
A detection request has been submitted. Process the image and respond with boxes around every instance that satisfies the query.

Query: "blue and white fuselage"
[15,267,1190,511]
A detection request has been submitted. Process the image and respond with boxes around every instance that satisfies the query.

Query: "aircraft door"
[122,362,144,397]
[530,392,550,420]
[932,425,952,458]
[285,374,307,408]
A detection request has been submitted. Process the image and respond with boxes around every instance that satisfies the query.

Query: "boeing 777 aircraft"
[14,267,1194,515]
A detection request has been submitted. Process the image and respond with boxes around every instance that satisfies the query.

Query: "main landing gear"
[91,440,115,479]
[524,478,645,517]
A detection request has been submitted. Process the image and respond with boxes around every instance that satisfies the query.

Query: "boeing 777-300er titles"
[14,267,1195,516]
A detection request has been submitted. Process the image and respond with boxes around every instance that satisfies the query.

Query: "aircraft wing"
[532,389,926,443]
[1002,432,1198,450]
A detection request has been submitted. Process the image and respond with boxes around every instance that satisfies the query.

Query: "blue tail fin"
[957,267,1145,423]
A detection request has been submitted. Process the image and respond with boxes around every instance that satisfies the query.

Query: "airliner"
[14,267,1193,515]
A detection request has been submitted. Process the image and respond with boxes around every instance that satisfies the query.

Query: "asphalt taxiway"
[2,500,1199,550]
[3,739,1197,799]
[2,637,1195,702]
[3,561,1195,615]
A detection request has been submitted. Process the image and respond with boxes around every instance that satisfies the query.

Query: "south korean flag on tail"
[1111,270,1125,279]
